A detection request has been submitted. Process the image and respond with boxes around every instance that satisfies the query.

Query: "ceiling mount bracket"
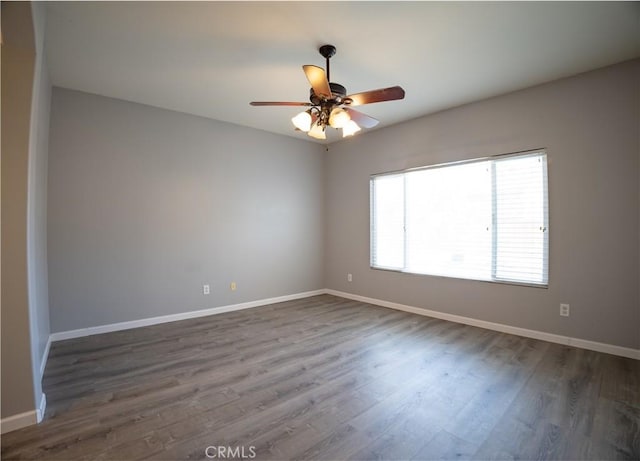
[318,45,336,59]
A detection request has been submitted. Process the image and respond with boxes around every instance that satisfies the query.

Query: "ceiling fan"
[250,45,405,140]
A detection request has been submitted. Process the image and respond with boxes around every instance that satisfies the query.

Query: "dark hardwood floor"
[2,295,639,460]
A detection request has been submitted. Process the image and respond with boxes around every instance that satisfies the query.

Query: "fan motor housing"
[329,83,347,98]
[309,82,347,105]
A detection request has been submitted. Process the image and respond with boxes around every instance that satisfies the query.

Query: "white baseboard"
[325,289,640,360]
[40,336,52,379]
[47,287,639,359]
[36,393,46,423]
[50,290,325,342]
[1,393,46,434]
[1,409,37,434]
[0,394,47,435]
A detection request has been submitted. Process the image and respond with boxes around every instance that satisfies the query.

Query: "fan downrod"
[319,44,336,82]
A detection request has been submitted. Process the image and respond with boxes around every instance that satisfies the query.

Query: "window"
[370,150,548,286]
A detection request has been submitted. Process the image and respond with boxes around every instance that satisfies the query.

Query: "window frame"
[369,149,549,289]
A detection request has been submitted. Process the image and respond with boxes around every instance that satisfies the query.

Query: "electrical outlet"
[560,303,570,317]
[203,284,210,295]
[347,273,353,282]
[230,281,237,291]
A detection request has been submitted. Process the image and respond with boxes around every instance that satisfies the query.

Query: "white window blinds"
[370,151,548,286]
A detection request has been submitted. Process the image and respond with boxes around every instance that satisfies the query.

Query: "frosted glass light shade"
[291,111,312,132]
[342,120,361,137]
[328,107,350,128]
[308,122,326,139]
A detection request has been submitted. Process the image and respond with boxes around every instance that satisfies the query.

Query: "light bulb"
[342,120,361,137]
[291,110,312,132]
[308,122,326,140]
[328,107,350,129]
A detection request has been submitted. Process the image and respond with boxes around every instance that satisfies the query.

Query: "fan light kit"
[250,45,405,139]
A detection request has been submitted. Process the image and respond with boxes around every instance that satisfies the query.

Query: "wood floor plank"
[411,430,478,461]
[2,294,638,461]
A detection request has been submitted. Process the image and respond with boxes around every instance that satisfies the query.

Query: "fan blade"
[302,65,332,99]
[250,101,312,106]
[344,107,379,129]
[345,86,405,106]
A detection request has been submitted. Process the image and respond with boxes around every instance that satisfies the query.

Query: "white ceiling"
[45,2,640,144]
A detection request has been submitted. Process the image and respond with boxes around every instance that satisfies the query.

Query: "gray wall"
[27,0,52,404]
[46,59,639,350]
[48,88,324,332]
[1,2,38,419]
[325,59,640,350]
